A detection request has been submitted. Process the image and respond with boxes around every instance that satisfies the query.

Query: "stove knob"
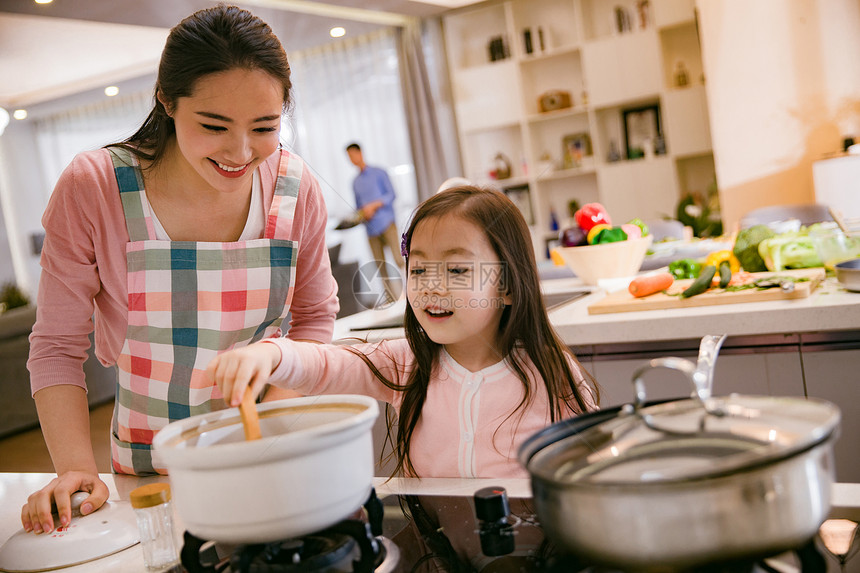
[474,487,510,522]
[474,487,515,557]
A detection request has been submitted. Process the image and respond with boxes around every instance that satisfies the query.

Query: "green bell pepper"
[594,227,628,244]
[668,258,702,280]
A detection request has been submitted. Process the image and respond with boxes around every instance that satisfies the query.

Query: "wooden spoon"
[239,388,262,441]
[829,206,860,237]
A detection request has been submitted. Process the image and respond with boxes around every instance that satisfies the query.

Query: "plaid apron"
[108,148,300,475]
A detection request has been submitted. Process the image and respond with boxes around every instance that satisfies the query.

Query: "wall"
[696,0,860,231]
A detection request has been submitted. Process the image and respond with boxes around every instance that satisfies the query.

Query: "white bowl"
[554,235,653,285]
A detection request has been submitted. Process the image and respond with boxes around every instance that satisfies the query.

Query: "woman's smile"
[210,158,252,178]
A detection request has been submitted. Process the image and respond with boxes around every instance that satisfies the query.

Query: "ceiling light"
[34,0,53,4]
[13,110,28,120]
[330,27,346,38]
[105,86,120,97]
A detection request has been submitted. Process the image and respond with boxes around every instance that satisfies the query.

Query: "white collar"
[440,347,509,379]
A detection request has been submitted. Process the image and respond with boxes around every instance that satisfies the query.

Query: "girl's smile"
[422,305,454,320]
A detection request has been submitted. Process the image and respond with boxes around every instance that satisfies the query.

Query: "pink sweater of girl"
[266,337,598,479]
[29,148,339,396]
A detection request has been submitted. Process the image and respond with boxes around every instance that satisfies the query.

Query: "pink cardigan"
[29,148,339,395]
[266,338,598,479]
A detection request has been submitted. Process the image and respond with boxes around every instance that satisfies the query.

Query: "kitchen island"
[335,275,860,482]
[334,275,860,347]
[0,473,857,572]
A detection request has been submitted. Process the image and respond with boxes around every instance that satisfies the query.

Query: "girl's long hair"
[106,4,292,167]
[352,186,599,477]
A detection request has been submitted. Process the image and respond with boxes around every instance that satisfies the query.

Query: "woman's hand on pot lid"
[21,471,109,534]
[206,341,282,407]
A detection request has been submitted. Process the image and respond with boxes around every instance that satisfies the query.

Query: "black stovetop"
[179,487,829,573]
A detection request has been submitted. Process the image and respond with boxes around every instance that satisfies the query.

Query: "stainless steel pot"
[519,337,841,571]
[152,394,379,544]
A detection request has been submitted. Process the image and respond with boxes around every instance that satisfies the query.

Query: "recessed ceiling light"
[34,0,53,4]
[13,109,28,120]
[105,86,120,97]
[330,27,346,38]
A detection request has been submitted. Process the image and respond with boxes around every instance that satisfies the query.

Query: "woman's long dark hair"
[352,186,599,477]
[106,4,292,167]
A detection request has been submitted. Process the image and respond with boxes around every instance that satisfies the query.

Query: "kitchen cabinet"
[585,348,805,408]
[442,0,717,260]
[801,348,860,484]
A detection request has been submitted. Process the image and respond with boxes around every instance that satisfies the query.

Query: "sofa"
[0,305,116,439]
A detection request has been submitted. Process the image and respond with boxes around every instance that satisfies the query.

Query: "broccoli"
[733,225,775,272]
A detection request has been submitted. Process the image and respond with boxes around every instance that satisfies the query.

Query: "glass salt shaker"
[130,483,181,572]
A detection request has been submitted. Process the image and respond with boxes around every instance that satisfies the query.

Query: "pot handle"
[632,357,727,434]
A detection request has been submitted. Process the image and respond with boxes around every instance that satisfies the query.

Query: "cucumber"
[680,264,716,298]
[718,260,732,288]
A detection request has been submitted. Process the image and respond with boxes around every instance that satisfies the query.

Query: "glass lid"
[525,356,840,486]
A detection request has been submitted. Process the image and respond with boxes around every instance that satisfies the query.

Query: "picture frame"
[622,103,662,160]
[502,184,534,225]
[561,132,592,169]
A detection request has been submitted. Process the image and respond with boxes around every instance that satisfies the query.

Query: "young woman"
[22,5,338,533]
[208,186,599,479]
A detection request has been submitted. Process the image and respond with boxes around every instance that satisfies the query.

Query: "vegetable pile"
[559,202,650,247]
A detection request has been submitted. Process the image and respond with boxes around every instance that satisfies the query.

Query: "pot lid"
[0,493,139,572]
[523,358,840,486]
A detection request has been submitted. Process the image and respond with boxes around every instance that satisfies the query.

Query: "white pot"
[152,394,379,544]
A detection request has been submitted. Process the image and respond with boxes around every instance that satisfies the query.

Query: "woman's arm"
[24,152,116,530]
[21,386,109,534]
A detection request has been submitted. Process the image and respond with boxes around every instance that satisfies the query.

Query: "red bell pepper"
[574,203,612,233]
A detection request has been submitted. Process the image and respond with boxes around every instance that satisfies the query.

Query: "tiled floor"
[0,401,113,473]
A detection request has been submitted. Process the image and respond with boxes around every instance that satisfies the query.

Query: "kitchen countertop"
[333,275,860,347]
[0,473,857,572]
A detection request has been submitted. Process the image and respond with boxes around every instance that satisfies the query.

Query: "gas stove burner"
[180,489,397,573]
[230,528,371,572]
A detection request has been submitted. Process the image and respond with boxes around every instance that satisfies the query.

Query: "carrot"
[628,272,674,298]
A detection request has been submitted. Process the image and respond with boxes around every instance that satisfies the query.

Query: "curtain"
[34,91,152,202]
[397,17,462,201]
[289,28,418,268]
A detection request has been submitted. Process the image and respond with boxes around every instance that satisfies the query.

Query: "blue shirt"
[352,165,396,237]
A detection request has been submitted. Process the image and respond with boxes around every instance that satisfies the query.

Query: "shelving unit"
[442,0,718,260]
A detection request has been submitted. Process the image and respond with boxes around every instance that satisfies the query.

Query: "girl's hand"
[206,342,282,407]
[21,471,109,534]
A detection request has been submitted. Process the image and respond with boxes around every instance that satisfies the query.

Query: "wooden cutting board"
[587,268,826,315]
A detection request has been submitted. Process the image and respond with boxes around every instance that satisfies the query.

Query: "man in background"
[346,142,405,303]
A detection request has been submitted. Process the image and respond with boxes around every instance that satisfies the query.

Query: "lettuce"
[757,229,822,271]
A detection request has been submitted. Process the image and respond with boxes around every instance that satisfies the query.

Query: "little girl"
[207,185,599,478]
